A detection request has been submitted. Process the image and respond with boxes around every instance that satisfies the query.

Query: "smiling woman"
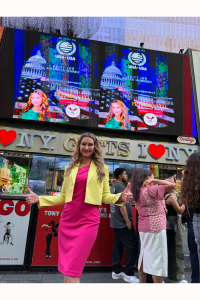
[22,89,50,121]
[105,100,131,130]
[25,132,133,283]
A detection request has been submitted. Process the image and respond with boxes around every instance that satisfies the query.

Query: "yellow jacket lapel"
[87,160,97,184]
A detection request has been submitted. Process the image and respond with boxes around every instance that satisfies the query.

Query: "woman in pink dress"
[131,168,175,283]
[26,132,133,283]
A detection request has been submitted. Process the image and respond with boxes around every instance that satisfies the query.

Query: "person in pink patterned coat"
[131,168,175,283]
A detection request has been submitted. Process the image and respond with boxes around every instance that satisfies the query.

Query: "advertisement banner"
[31,204,137,267]
[31,204,62,266]
[0,199,31,265]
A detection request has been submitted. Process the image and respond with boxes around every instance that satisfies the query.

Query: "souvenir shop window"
[0,152,31,194]
[113,161,151,182]
[51,157,72,195]
[28,155,56,195]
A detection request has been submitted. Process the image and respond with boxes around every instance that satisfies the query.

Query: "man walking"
[110,168,139,283]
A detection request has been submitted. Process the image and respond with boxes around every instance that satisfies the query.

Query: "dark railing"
[0,193,27,201]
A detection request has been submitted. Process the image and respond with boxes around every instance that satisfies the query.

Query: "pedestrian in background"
[186,206,200,283]
[26,132,133,283]
[131,168,175,283]
[110,167,139,283]
[164,179,187,283]
[181,151,200,283]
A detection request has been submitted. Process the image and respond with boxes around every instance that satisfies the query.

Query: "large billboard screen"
[0,27,197,136]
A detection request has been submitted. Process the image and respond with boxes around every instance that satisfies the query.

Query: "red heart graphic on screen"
[148,144,165,159]
[0,129,17,146]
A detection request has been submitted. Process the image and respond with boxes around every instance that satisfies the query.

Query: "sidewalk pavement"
[0,228,192,283]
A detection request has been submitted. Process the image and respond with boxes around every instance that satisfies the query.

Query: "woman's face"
[31,93,42,107]
[79,137,95,159]
[112,103,122,116]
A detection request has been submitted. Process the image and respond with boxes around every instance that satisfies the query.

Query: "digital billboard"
[0,27,197,136]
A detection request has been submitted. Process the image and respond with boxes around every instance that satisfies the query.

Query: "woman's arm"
[143,178,175,193]
[26,170,67,207]
[120,205,132,230]
[166,195,185,214]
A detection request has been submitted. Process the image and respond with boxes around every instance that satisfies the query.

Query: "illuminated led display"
[0,27,196,136]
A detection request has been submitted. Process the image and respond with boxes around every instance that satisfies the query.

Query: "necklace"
[79,162,91,170]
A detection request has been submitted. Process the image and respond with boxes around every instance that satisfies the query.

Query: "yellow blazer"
[38,160,123,208]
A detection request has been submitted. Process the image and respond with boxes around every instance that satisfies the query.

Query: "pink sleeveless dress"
[58,165,100,277]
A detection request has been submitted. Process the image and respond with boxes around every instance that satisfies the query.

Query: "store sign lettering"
[0,128,198,164]
[63,138,131,157]
[16,132,56,150]
[177,136,196,145]
[44,210,60,216]
[99,140,130,157]
[0,200,31,216]
[138,143,197,161]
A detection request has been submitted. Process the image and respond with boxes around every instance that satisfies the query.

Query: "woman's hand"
[120,183,133,203]
[26,188,39,205]
[164,207,168,214]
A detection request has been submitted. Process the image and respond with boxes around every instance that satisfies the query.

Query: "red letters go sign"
[0,200,31,216]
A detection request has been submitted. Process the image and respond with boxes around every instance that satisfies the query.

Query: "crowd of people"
[25,132,200,283]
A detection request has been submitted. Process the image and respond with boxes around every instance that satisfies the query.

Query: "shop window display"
[0,151,185,197]
[0,152,30,194]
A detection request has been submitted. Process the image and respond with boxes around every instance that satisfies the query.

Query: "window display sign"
[0,27,196,136]
[31,204,137,266]
[0,200,31,265]
[0,155,29,194]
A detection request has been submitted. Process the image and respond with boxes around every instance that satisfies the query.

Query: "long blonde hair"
[106,100,130,130]
[65,132,105,182]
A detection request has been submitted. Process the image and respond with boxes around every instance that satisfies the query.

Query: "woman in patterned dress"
[131,168,175,283]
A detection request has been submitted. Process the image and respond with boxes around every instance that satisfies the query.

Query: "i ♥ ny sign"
[148,144,165,159]
[0,129,17,146]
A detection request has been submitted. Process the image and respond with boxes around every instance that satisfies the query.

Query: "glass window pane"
[114,161,150,182]
[28,155,56,195]
[52,157,72,194]
[104,159,114,187]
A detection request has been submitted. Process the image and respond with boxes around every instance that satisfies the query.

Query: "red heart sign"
[148,144,165,159]
[0,129,17,146]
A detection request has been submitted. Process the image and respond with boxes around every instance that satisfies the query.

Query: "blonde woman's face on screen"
[80,137,95,159]
[31,93,42,107]
[112,103,122,116]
